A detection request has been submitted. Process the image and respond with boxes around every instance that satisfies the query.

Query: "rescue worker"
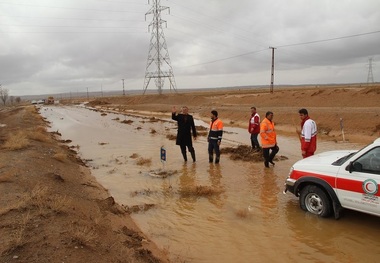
[260,111,279,168]
[172,106,197,162]
[208,110,223,164]
[298,108,317,158]
[248,106,261,151]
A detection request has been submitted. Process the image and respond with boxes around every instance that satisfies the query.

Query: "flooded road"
[40,105,380,263]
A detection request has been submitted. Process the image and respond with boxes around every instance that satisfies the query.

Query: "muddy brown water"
[40,105,380,263]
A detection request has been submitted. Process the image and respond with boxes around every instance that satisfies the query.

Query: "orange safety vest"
[260,117,277,148]
[208,118,223,141]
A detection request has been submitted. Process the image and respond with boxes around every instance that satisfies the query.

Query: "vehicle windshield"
[332,152,357,166]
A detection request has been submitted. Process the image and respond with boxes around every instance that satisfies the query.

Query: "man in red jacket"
[248,106,261,151]
[298,108,317,158]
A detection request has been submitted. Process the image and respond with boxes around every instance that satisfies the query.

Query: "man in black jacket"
[172,106,197,162]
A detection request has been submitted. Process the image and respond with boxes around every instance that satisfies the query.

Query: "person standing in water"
[208,110,223,164]
[260,111,279,168]
[172,106,197,162]
[298,108,317,158]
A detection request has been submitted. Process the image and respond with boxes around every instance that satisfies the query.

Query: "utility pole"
[143,0,177,95]
[121,79,125,95]
[269,47,276,93]
[86,87,89,100]
[367,57,374,84]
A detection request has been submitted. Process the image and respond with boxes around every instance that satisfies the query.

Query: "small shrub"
[71,226,97,246]
[3,131,29,150]
[28,130,50,142]
[49,195,69,214]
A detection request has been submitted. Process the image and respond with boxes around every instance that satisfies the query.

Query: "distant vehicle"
[31,100,38,104]
[47,96,54,104]
[37,99,45,104]
[284,138,380,219]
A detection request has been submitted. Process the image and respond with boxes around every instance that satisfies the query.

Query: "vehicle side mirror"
[346,162,353,173]
[347,161,362,173]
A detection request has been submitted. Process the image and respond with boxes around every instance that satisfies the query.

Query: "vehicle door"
[335,146,380,216]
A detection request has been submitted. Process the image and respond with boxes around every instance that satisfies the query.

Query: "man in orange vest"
[208,110,223,164]
[260,111,279,168]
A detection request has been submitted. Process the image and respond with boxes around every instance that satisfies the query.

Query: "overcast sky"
[1,0,379,96]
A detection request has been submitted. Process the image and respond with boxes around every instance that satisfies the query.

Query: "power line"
[0,1,142,13]
[1,14,144,22]
[179,30,380,68]
[276,30,380,48]
[179,48,267,68]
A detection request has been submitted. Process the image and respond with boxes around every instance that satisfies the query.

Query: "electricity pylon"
[143,0,177,95]
[367,57,374,84]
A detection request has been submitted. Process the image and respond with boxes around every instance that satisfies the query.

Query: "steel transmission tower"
[367,57,374,84]
[143,0,177,95]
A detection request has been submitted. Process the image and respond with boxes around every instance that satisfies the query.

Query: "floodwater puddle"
[40,105,380,263]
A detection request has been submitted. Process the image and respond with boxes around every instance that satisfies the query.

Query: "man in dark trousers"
[248,106,261,151]
[172,106,197,162]
[208,110,223,164]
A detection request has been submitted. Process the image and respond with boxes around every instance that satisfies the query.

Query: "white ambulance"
[284,138,380,219]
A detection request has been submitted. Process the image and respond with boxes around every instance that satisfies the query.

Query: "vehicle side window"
[354,147,380,175]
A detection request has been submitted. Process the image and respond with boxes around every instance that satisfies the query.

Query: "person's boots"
[182,151,187,162]
[209,155,213,163]
[215,156,220,164]
[190,151,196,162]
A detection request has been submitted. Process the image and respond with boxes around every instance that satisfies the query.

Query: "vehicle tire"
[299,185,332,217]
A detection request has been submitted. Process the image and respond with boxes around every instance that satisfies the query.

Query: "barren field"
[86,84,380,144]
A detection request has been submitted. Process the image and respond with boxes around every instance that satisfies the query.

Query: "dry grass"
[2,131,29,150]
[1,218,28,256]
[48,195,70,214]
[136,157,152,166]
[29,185,49,214]
[27,126,51,142]
[71,225,98,246]
[0,185,50,216]
[0,198,25,216]
[53,152,67,162]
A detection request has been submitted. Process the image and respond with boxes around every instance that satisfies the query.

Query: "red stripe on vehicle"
[291,170,380,196]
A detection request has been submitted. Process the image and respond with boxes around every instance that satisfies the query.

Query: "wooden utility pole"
[122,79,125,95]
[269,47,276,93]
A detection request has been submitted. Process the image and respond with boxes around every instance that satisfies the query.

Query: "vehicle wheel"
[299,185,332,217]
